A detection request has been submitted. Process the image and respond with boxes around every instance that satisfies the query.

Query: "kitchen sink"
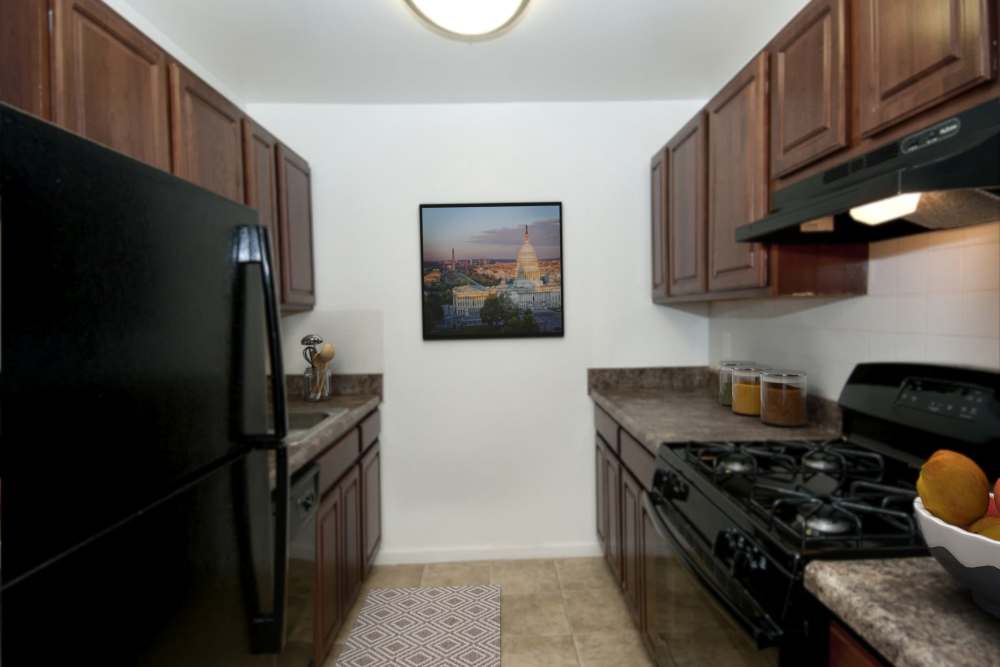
[285,407,349,443]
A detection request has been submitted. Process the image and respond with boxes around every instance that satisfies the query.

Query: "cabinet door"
[316,485,343,664]
[621,470,642,625]
[667,113,708,297]
[856,0,994,137]
[0,0,51,119]
[707,53,769,292]
[829,620,885,666]
[640,498,663,651]
[169,63,244,201]
[276,144,317,311]
[606,450,623,583]
[340,465,363,617]
[595,438,608,556]
[770,0,848,177]
[650,148,669,301]
[361,441,382,575]
[50,0,170,170]
[242,118,282,300]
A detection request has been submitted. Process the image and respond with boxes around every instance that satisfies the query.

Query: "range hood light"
[849,193,923,226]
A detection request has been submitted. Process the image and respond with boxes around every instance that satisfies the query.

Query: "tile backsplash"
[709,222,1000,399]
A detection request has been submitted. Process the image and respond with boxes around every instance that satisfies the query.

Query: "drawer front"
[360,410,381,452]
[594,406,619,453]
[620,429,656,492]
[318,428,360,496]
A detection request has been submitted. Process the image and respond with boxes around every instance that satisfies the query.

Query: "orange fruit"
[969,516,1000,542]
[916,450,990,527]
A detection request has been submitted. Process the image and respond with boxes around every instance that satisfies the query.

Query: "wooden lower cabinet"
[596,438,609,555]
[605,445,623,583]
[340,466,363,617]
[316,481,344,664]
[621,469,643,625]
[314,411,381,665]
[361,441,382,575]
[316,466,362,665]
[828,619,887,667]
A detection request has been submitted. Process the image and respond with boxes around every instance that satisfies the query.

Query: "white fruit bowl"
[914,495,1000,618]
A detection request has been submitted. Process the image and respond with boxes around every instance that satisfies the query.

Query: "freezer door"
[1,104,283,580]
[2,451,282,666]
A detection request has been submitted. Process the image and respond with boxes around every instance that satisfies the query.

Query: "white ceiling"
[121,0,811,104]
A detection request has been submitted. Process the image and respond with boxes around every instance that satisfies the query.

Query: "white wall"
[710,224,1000,399]
[250,101,709,563]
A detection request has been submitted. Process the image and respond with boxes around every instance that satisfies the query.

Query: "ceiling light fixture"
[404,0,530,38]
[849,193,923,225]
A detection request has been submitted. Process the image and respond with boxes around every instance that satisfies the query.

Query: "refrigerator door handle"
[235,224,289,654]
[235,224,287,445]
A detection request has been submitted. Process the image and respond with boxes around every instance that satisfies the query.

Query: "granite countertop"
[284,393,380,477]
[806,558,1000,667]
[591,385,838,454]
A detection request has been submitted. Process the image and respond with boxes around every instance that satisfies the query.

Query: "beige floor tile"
[491,559,561,594]
[562,588,634,634]
[501,592,573,637]
[502,634,580,667]
[573,629,654,667]
[554,557,618,592]
[364,564,426,590]
[420,561,492,587]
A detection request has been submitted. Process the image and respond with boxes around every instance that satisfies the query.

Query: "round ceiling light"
[405,0,530,38]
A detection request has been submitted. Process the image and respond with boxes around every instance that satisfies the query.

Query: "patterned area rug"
[336,585,501,666]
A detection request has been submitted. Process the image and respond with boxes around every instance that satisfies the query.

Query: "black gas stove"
[644,363,1000,666]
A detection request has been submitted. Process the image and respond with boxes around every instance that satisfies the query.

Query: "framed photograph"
[420,202,564,340]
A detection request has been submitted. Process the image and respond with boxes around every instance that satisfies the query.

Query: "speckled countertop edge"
[805,558,1000,667]
[268,394,381,484]
[590,387,839,455]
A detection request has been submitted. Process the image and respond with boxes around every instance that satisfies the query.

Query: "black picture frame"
[420,202,565,340]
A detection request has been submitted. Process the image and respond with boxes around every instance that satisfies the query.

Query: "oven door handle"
[644,492,784,648]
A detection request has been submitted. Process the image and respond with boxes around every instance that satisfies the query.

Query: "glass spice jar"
[719,361,756,406]
[731,367,763,416]
[761,371,808,427]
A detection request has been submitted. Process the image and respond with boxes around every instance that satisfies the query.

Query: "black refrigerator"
[1,104,292,665]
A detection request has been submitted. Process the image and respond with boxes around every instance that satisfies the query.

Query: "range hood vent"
[736,99,1000,244]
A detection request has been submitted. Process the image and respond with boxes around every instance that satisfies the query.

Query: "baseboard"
[374,541,602,565]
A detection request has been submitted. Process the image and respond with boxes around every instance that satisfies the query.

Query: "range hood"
[736,99,1000,244]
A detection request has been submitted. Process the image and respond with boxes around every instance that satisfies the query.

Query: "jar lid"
[762,370,807,382]
[720,360,756,368]
[732,367,763,381]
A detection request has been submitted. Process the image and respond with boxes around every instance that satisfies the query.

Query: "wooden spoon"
[313,342,336,397]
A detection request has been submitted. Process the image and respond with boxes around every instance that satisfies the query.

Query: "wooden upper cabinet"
[276,144,317,311]
[0,0,51,119]
[770,0,848,177]
[666,113,708,297]
[650,148,669,302]
[50,0,170,170]
[242,118,282,298]
[855,0,995,137]
[169,63,244,201]
[707,53,769,292]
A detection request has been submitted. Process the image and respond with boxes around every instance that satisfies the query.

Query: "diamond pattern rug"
[335,585,501,667]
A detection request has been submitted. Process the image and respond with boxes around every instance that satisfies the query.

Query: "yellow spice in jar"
[732,382,761,416]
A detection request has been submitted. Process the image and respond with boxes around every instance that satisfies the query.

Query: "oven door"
[642,491,780,667]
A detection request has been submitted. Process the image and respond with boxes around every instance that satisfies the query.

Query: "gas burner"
[718,453,755,475]
[799,441,885,481]
[801,450,841,473]
[796,509,853,536]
